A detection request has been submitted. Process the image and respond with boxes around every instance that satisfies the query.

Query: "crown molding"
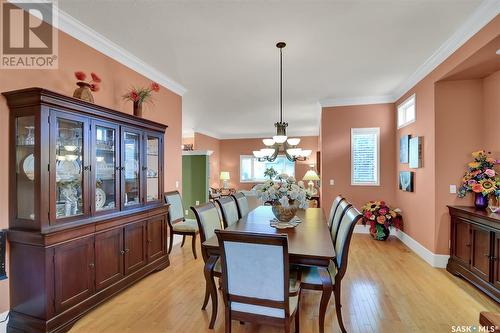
[320,95,394,108]
[391,0,500,101]
[43,4,187,96]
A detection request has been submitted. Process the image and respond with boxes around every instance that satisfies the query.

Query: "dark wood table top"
[202,206,335,267]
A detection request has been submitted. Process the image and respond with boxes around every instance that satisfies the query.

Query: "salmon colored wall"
[0,30,182,312]
[193,132,221,188]
[483,70,500,156]
[320,104,396,211]
[434,79,483,254]
[395,15,499,254]
[219,136,319,190]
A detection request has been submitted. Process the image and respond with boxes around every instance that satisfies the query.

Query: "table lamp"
[303,169,320,194]
[220,171,230,189]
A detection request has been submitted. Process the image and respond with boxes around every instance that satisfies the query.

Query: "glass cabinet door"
[122,130,141,207]
[146,135,160,203]
[55,116,86,219]
[94,123,119,213]
[16,116,36,221]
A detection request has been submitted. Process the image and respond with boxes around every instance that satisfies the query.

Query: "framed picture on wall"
[409,136,423,168]
[399,171,414,192]
[400,135,410,163]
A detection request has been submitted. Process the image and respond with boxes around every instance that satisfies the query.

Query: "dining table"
[201,205,336,333]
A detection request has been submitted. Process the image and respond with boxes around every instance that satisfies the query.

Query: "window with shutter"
[351,128,380,186]
[397,94,416,128]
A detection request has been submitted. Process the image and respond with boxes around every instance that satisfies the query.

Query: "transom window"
[351,128,380,186]
[240,155,295,182]
[397,94,416,128]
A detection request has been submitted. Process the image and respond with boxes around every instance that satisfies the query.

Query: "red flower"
[150,82,160,92]
[74,71,86,81]
[90,84,100,92]
[90,72,101,83]
[129,90,139,102]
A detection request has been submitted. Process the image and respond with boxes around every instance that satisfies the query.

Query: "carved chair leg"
[181,235,186,247]
[334,282,346,333]
[285,319,291,333]
[295,300,300,333]
[225,306,231,333]
[204,256,219,329]
[191,234,198,259]
[318,267,333,333]
[168,228,174,254]
[202,282,210,310]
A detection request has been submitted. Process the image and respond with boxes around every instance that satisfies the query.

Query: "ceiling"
[58,0,485,139]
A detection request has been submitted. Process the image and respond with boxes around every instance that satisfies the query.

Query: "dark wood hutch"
[448,206,500,302]
[3,88,170,332]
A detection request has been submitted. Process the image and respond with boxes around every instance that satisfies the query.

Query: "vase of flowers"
[123,82,160,117]
[73,71,101,103]
[256,174,309,222]
[361,201,402,241]
[458,150,500,210]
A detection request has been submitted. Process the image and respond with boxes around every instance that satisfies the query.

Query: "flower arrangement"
[263,167,278,180]
[74,71,101,92]
[256,174,310,209]
[361,201,402,241]
[458,150,500,199]
[122,82,160,104]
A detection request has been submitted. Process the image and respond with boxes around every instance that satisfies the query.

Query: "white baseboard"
[354,225,450,268]
[0,310,8,333]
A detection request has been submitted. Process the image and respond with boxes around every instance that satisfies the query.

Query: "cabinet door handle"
[120,250,125,255]
[125,248,130,253]
[147,239,152,243]
[484,253,490,258]
[89,263,95,268]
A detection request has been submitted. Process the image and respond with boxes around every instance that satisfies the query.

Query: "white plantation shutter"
[351,128,380,186]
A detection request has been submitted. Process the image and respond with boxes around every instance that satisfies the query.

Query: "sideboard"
[447,206,500,302]
[3,88,170,332]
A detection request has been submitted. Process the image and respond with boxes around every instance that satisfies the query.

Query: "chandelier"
[253,42,312,162]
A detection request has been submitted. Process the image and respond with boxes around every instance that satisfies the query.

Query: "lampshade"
[261,148,275,157]
[287,138,301,146]
[263,138,275,146]
[303,170,320,181]
[253,150,266,158]
[273,135,287,144]
[300,149,312,157]
[286,148,301,157]
[219,171,230,180]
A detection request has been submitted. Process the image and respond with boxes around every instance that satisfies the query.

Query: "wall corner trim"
[354,225,450,268]
[52,6,187,96]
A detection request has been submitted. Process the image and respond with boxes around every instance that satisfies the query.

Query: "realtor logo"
[1,0,58,68]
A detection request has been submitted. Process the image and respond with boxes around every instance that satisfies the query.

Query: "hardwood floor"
[71,234,500,333]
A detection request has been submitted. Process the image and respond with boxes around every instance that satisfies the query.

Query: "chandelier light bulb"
[287,138,301,146]
[263,138,275,146]
[273,135,288,144]
[287,148,302,156]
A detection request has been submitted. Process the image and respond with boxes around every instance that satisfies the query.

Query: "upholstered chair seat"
[172,219,199,232]
[295,260,338,285]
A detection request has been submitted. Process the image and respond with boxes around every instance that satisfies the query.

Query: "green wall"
[182,155,209,219]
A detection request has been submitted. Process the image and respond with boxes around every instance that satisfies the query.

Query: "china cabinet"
[448,206,500,303]
[4,88,170,333]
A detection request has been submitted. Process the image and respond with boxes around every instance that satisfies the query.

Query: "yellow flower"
[480,179,496,194]
[472,150,485,159]
[390,211,397,218]
[468,162,480,169]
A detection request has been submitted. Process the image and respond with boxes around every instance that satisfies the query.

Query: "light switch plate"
[185,210,189,216]
[175,181,179,188]
[195,200,200,205]
[449,185,457,194]
[329,179,334,186]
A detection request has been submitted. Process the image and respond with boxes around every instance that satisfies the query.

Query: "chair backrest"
[191,202,223,244]
[231,192,249,219]
[334,206,362,280]
[330,200,352,244]
[164,191,185,225]
[327,196,344,228]
[216,196,240,228]
[216,230,290,319]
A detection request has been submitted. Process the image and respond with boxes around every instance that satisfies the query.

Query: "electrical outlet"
[195,200,200,205]
[449,185,457,194]
[175,181,179,188]
[329,179,334,186]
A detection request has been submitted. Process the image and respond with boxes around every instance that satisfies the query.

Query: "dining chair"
[327,195,345,229]
[191,202,224,329]
[330,200,352,244]
[231,192,249,219]
[214,230,301,333]
[164,191,199,259]
[216,196,240,228]
[298,206,362,333]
